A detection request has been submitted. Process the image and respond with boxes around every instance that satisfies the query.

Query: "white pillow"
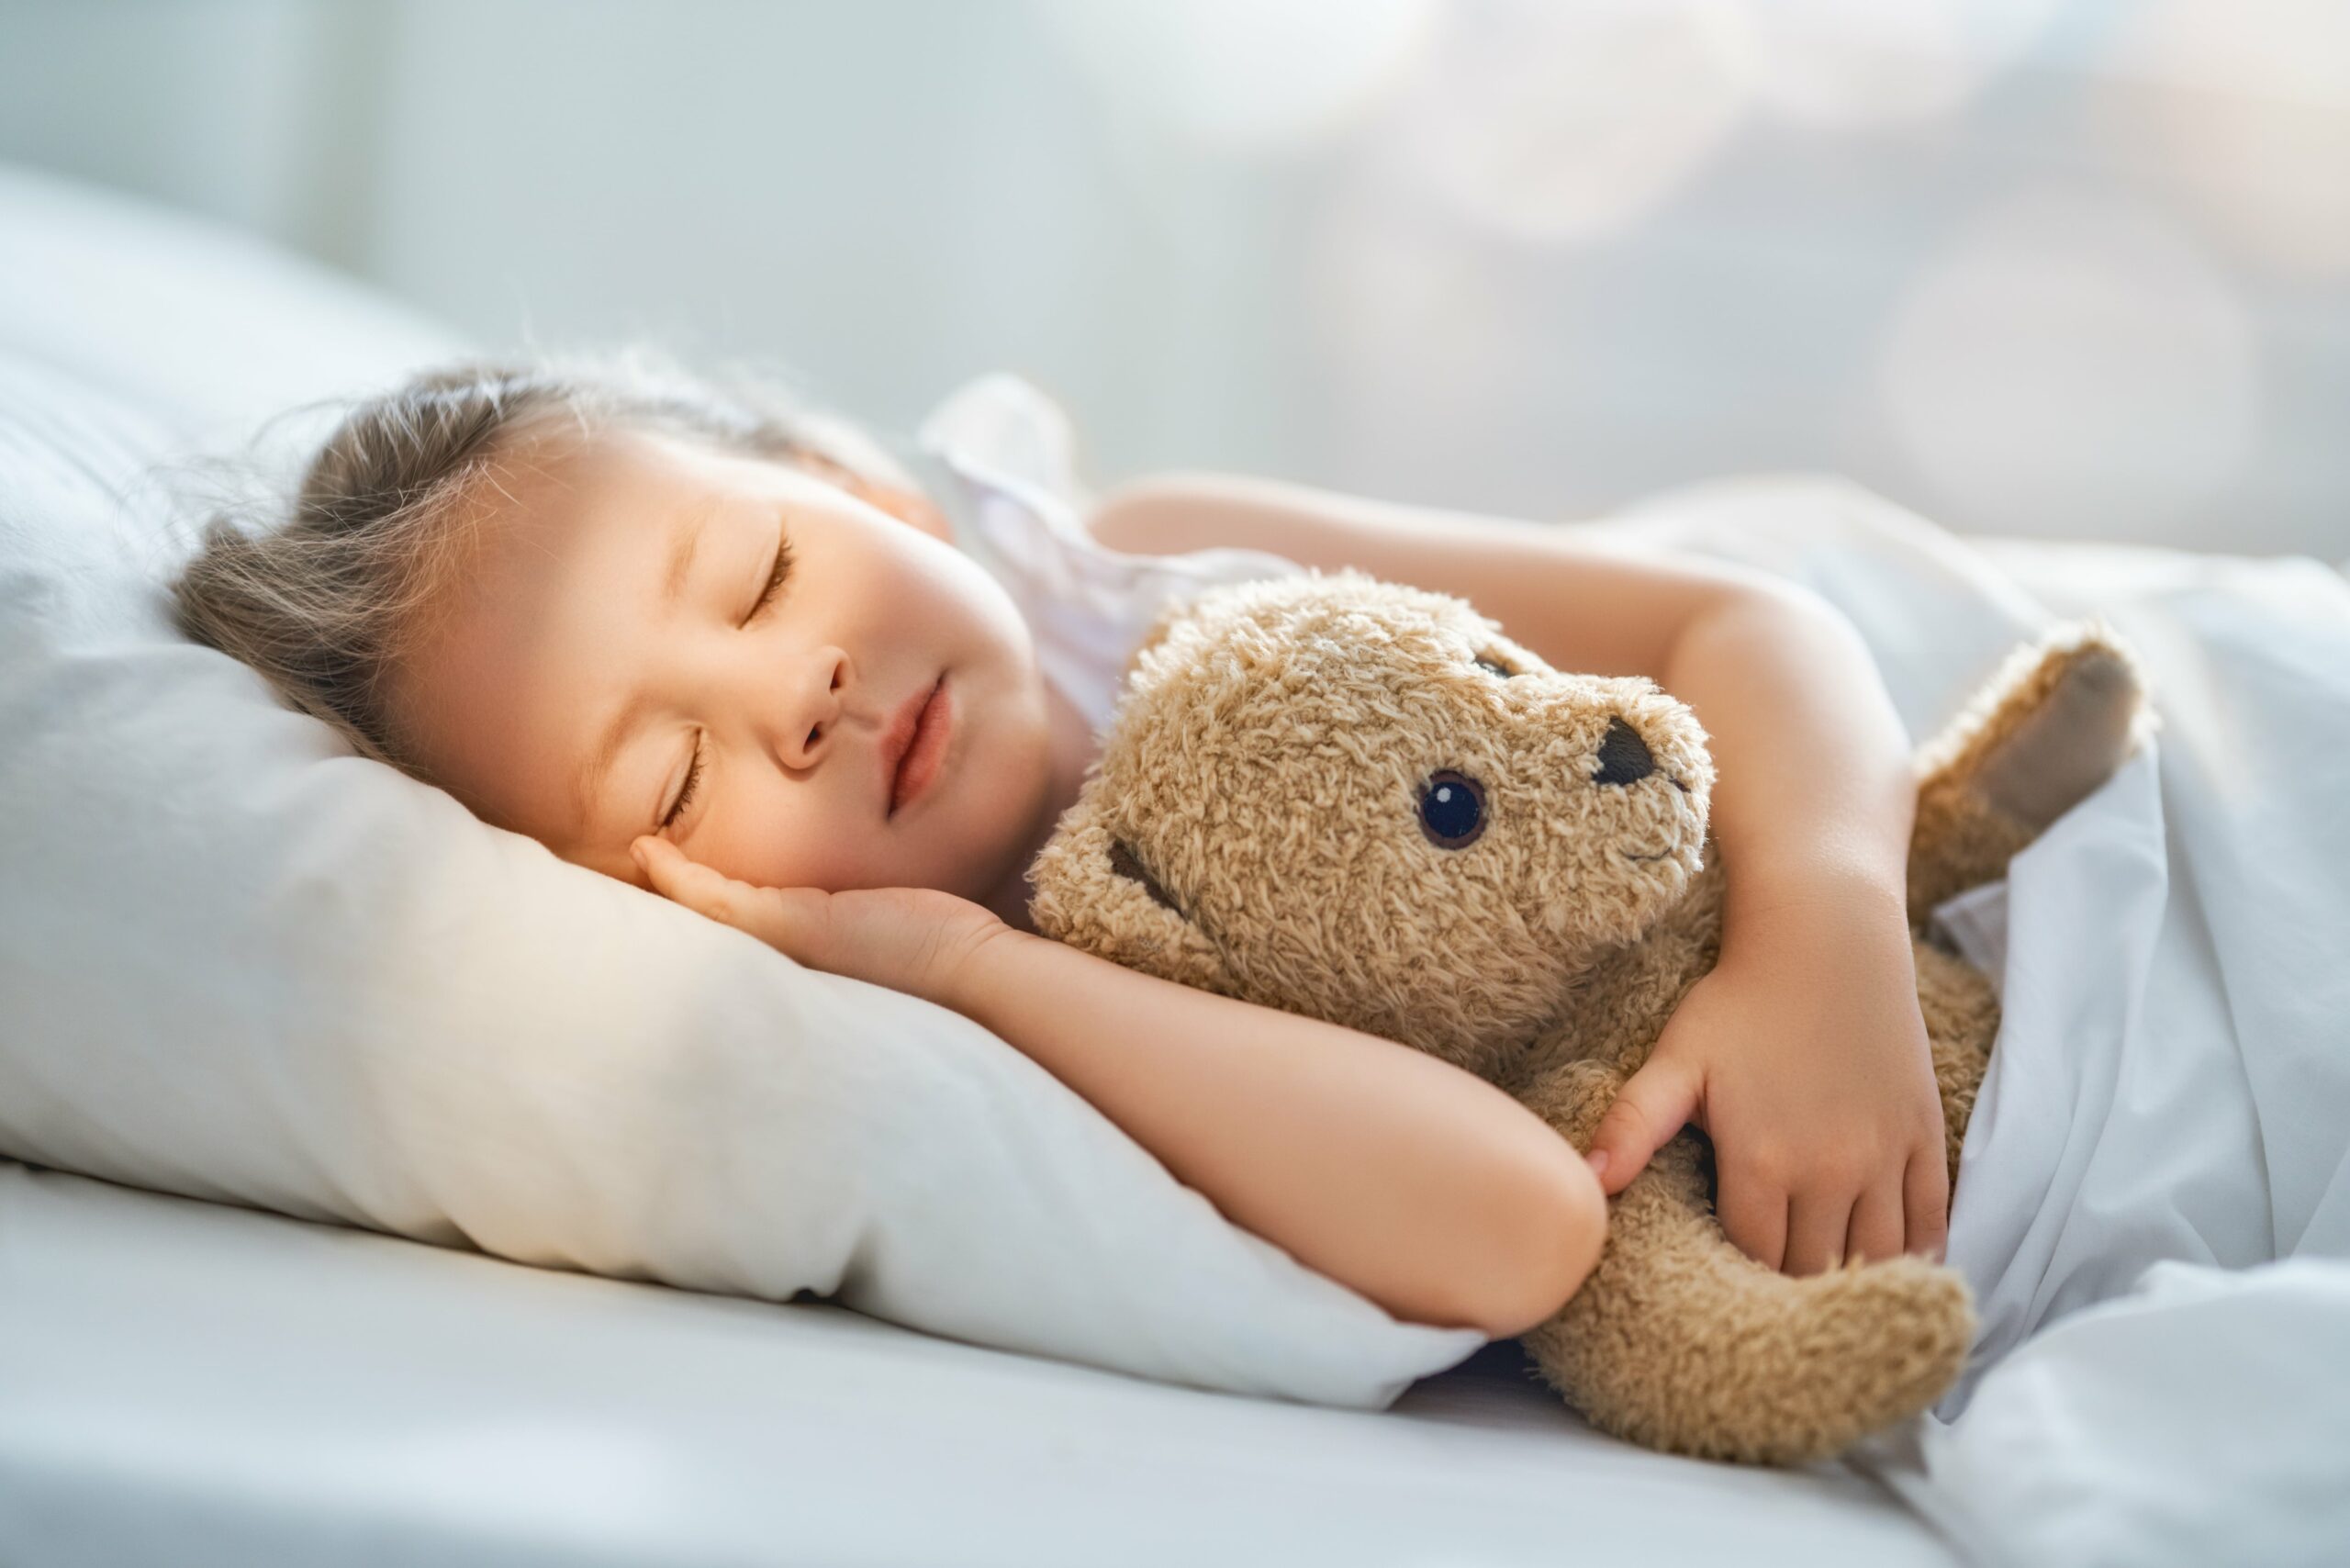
[0,171,1483,1408]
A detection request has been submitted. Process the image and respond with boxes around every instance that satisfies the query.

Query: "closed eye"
[744,525,795,626]
[661,525,792,836]
[659,734,704,831]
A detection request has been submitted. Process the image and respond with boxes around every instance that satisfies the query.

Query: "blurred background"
[1,0,2343,554]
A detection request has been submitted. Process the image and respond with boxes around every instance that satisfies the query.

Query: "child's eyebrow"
[661,492,724,610]
[572,492,726,836]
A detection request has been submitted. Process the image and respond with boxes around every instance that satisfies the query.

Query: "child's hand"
[632,835,1008,1006]
[1581,893,1950,1275]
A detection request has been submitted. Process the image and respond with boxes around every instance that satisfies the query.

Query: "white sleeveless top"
[907,374,1304,735]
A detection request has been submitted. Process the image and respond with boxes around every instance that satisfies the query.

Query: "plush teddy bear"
[1027,570,2148,1465]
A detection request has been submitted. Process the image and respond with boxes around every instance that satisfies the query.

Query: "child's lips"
[883,674,952,819]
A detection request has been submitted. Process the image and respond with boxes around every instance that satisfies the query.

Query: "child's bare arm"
[938,920,1606,1337]
[633,837,1606,1337]
[1091,474,1948,1274]
[1088,473,1919,933]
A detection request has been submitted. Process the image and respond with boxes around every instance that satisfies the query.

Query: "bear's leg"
[1518,1133,1976,1465]
[1515,1060,1975,1465]
[1914,939,1998,1185]
[1906,622,2147,931]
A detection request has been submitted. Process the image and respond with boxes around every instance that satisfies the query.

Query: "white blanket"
[1602,481,2350,1567]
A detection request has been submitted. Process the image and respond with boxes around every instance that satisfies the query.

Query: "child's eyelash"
[664,532,789,832]
[747,532,795,623]
[661,739,703,831]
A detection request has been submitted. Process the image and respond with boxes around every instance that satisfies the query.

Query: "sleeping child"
[170,353,1951,1342]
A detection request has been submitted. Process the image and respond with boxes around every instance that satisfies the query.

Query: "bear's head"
[1027,573,1715,1077]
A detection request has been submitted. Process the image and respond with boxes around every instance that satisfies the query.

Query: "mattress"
[0,1161,1950,1566]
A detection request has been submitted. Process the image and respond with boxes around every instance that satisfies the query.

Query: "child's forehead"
[383,431,737,786]
[487,420,762,499]
[452,423,821,547]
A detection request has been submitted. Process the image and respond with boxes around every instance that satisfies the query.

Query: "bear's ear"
[1025,797,1237,996]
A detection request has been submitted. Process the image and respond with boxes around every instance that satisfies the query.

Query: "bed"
[0,1163,1944,1566]
[3,162,2344,1568]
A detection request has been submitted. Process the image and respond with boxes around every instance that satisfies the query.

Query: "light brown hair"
[170,352,911,787]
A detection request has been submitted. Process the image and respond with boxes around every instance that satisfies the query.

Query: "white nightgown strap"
[902,373,1304,735]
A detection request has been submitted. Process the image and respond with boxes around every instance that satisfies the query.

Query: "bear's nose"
[1593,715,1654,786]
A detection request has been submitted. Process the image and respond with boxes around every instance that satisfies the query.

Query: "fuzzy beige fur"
[1029,571,2151,1465]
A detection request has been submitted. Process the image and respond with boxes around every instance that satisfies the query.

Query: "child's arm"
[632,838,1607,1338]
[1089,474,1950,1276]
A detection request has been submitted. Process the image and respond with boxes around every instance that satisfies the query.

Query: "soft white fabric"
[0,1160,1955,1568]
[912,372,1304,734]
[1595,478,2350,1567]
[1863,1258,2350,1568]
[0,162,1484,1412]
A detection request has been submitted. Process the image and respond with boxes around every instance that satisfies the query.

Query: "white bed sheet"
[1860,536,2350,1568]
[1603,490,2350,1568]
[0,1161,1952,1568]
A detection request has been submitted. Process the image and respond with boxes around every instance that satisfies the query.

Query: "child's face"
[386,425,1058,901]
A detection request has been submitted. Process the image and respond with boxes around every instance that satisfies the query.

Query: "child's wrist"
[926,920,1039,1018]
[1720,847,1908,954]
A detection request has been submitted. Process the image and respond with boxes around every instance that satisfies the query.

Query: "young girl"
[173,354,1949,1343]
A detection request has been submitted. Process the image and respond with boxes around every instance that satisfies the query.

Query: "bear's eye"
[1418,770,1487,849]
[1473,654,1516,678]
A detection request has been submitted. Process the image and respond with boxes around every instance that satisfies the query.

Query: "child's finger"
[1904,1145,1951,1262]
[632,836,770,928]
[1719,1181,1790,1274]
[1584,1053,1700,1195]
[632,837,830,963]
[1783,1193,1852,1277]
[1844,1182,1907,1268]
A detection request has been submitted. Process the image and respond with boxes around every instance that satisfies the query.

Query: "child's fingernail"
[1585,1150,1610,1182]
[630,839,651,869]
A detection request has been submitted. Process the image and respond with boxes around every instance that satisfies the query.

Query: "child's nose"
[770,645,848,767]
[1593,715,1654,786]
